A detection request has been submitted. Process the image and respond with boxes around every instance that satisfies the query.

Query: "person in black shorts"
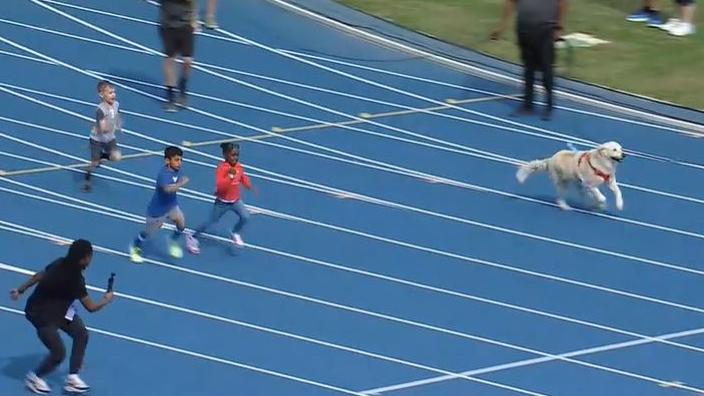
[491,0,568,120]
[158,0,197,111]
[9,240,114,394]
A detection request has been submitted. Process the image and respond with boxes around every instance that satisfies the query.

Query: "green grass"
[336,0,704,110]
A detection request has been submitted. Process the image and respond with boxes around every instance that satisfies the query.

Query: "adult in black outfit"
[10,239,114,394]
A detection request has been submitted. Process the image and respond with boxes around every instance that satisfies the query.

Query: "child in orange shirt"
[187,142,253,252]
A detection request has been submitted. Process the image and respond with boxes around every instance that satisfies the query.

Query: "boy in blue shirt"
[129,146,198,263]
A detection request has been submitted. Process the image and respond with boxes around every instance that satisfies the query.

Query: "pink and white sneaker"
[185,234,200,254]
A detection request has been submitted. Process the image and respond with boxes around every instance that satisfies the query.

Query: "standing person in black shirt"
[9,239,114,395]
[491,0,568,120]
[158,0,198,111]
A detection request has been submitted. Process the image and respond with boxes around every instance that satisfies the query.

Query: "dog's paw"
[557,199,571,211]
[616,200,624,211]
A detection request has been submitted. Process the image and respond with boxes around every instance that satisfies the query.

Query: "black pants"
[29,315,89,377]
[517,25,556,110]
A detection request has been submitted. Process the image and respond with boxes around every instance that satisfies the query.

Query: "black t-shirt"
[25,258,88,326]
[514,0,559,29]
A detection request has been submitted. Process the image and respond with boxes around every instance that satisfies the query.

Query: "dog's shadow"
[516,192,606,213]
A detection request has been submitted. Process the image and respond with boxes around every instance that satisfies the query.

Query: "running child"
[187,142,253,252]
[83,80,122,192]
[129,146,198,263]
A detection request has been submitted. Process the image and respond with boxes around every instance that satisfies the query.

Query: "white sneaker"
[25,372,51,394]
[64,374,90,393]
[232,233,244,248]
[185,234,200,254]
[659,17,680,30]
[668,22,696,36]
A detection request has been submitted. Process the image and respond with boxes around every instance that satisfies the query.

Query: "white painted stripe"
[2,19,703,199]
[0,146,704,362]
[39,0,704,137]
[0,306,367,395]
[0,220,546,396]
[359,327,704,394]
[266,0,704,135]
[0,196,702,393]
[0,76,702,281]
[0,261,546,395]
[24,2,704,172]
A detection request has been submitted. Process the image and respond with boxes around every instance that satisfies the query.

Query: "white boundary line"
[32,0,704,169]
[0,261,545,395]
[0,261,700,396]
[0,212,700,394]
[265,0,704,135]
[4,129,704,321]
[0,72,702,280]
[2,15,704,174]
[0,305,369,395]
[358,326,704,394]
[3,81,704,243]
[33,0,704,138]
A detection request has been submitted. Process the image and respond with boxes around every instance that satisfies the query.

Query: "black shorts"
[159,26,194,58]
[676,0,694,5]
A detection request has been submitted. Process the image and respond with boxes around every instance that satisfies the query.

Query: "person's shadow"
[2,354,65,388]
[2,354,41,380]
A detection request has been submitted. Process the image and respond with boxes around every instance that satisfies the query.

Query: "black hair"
[66,239,93,264]
[164,146,184,159]
[220,142,240,154]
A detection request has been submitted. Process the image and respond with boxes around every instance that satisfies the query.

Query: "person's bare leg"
[206,0,218,29]
[163,56,177,110]
[681,3,696,24]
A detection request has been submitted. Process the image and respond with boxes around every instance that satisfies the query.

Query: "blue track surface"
[1,1,703,395]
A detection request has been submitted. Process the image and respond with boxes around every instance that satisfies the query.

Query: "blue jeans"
[193,199,249,237]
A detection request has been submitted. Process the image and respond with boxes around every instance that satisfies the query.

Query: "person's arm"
[95,108,109,134]
[490,0,516,40]
[239,166,252,190]
[9,270,44,300]
[162,177,189,193]
[79,292,114,313]
[158,171,190,194]
[76,278,113,313]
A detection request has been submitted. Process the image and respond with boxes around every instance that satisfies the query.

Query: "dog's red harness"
[579,153,611,182]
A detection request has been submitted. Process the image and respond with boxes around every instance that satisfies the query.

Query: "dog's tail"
[516,159,549,183]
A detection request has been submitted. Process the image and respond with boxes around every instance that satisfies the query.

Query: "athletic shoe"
[64,374,90,394]
[25,372,51,394]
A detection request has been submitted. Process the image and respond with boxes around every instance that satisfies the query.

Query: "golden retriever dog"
[516,141,626,211]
